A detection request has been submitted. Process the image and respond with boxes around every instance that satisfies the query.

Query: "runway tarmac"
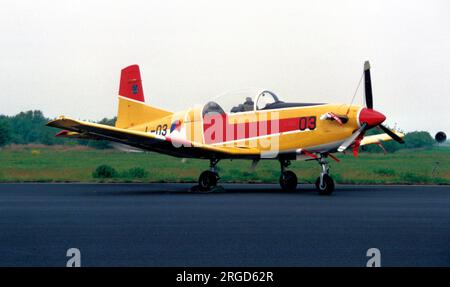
[0,183,449,267]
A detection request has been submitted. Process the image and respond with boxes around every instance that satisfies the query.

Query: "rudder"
[116,65,172,129]
[119,65,145,102]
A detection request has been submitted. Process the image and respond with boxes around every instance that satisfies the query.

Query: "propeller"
[363,61,403,144]
[338,123,367,152]
[339,61,404,155]
[378,124,405,144]
[364,61,373,109]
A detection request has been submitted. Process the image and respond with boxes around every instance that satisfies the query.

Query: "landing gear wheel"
[315,174,334,195]
[279,170,298,192]
[198,170,218,191]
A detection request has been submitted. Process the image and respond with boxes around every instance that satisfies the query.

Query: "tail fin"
[119,65,145,102]
[116,65,172,129]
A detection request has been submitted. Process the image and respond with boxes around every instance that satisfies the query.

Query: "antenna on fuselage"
[345,69,364,116]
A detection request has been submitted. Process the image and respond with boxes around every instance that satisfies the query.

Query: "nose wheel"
[279,160,298,192]
[198,159,220,192]
[315,155,335,195]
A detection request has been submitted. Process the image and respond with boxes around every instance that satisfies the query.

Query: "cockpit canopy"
[228,90,281,113]
[202,88,324,117]
[203,89,281,116]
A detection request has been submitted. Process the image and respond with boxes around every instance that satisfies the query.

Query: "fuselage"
[125,102,367,159]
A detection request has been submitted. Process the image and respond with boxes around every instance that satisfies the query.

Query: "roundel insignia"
[170,120,183,133]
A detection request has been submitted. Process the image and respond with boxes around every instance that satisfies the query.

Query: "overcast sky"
[0,0,449,135]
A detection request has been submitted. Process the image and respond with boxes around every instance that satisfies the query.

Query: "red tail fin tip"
[119,65,145,102]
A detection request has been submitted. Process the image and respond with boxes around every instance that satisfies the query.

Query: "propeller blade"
[379,124,405,143]
[364,61,373,109]
[338,123,367,152]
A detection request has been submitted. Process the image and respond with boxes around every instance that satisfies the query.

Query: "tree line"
[0,110,437,152]
[0,110,115,149]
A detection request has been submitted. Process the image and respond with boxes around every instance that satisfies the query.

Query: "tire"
[279,170,298,192]
[198,170,218,191]
[315,174,335,195]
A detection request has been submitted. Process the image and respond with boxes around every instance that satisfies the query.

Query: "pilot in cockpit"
[230,97,254,113]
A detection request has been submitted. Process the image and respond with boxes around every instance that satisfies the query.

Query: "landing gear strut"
[198,159,220,191]
[279,159,298,192]
[315,155,335,195]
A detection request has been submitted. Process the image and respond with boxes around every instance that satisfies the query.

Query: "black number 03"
[155,124,167,136]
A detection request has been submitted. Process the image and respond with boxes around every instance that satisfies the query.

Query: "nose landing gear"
[315,155,335,195]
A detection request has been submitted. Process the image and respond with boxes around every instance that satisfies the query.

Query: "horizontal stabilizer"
[55,130,102,140]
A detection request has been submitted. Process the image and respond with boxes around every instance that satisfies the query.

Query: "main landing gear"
[279,159,298,192]
[314,155,335,195]
[198,159,220,191]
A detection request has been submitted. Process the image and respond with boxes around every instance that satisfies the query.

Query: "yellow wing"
[47,117,260,159]
[360,131,405,146]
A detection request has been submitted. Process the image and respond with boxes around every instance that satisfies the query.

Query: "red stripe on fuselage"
[202,114,303,144]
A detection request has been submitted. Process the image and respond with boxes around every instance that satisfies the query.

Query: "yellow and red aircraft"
[47,61,404,195]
